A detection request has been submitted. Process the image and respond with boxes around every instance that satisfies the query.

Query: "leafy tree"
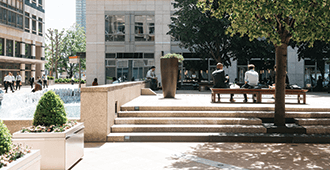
[198,0,330,127]
[45,28,65,79]
[58,24,86,78]
[168,0,274,67]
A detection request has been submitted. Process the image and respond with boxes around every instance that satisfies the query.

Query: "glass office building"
[76,0,86,32]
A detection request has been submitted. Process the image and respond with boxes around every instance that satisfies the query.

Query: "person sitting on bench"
[243,64,259,103]
[212,63,234,102]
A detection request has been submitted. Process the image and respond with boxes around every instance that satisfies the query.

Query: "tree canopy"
[168,0,274,67]
[45,24,86,78]
[198,0,330,127]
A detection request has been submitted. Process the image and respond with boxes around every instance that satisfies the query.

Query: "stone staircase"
[107,106,330,142]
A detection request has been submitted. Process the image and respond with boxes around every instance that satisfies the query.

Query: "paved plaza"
[72,142,330,170]
[2,86,330,169]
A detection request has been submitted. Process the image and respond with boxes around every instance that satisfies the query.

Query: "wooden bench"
[210,88,308,104]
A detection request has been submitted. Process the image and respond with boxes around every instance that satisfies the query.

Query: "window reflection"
[135,15,155,41]
[105,15,125,41]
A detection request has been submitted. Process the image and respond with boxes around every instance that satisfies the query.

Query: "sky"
[45,0,76,31]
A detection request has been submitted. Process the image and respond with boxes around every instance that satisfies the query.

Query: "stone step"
[106,132,330,142]
[118,111,330,118]
[304,126,330,134]
[114,117,262,125]
[295,118,330,125]
[111,125,267,133]
[120,106,330,112]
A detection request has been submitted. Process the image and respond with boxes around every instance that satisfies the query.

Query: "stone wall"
[80,81,145,142]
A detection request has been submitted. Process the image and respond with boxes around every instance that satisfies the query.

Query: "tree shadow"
[165,143,330,169]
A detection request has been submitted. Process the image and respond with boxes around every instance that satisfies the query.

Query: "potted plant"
[0,120,41,170]
[47,76,55,86]
[12,91,84,170]
[160,53,184,98]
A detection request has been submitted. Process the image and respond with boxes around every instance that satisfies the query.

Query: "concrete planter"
[12,123,84,170]
[3,150,41,170]
[161,58,178,98]
[48,80,55,86]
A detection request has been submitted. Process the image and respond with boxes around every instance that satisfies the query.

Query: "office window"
[25,12,29,32]
[106,53,115,58]
[16,14,22,29]
[15,41,20,57]
[0,38,4,55]
[32,15,36,34]
[6,39,13,57]
[8,10,15,26]
[105,15,125,41]
[38,0,42,6]
[144,53,154,58]
[135,15,155,41]
[25,43,31,58]
[38,17,42,36]
[0,7,6,24]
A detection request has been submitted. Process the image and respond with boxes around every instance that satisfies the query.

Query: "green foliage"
[80,80,86,84]
[48,76,54,80]
[58,23,86,78]
[33,91,67,126]
[168,0,274,66]
[198,0,330,46]
[161,53,184,62]
[0,120,12,155]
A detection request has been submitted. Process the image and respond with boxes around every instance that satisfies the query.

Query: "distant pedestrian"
[16,73,22,90]
[10,72,15,91]
[71,76,74,85]
[4,73,14,93]
[92,78,98,86]
[29,76,34,89]
[42,74,48,88]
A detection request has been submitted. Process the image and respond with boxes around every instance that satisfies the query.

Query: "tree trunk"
[274,44,288,127]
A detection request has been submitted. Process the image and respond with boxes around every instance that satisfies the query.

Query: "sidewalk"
[72,142,330,170]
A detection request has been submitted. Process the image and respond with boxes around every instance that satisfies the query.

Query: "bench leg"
[217,94,220,103]
[257,93,261,103]
[303,93,306,104]
[212,93,215,103]
[297,94,301,104]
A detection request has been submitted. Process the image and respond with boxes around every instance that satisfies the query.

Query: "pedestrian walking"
[16,73,22,90]
[71,76,74,85]
[4,73,14,93]
[10,73,15,91]
[42,74,48,88]
[29,76,34,89]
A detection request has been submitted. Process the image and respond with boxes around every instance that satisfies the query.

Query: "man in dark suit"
[29,76,34,89]
[212,63,234,102]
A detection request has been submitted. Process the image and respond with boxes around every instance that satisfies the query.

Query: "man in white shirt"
[4,73,14,93]
[146,66,158,91]
[243,64,259,103]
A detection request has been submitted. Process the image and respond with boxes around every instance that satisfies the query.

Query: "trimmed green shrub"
[48,76,54,80]
[33,91,67,126]
[80,80,86,84]
[0,120,12,155]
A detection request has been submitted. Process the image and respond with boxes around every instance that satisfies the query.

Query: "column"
[21,42,25,58]
[13,40,15,57]
[4,38,6,56]
[31,43,36,59]
[31,64,36,80]
[20,64,25,83]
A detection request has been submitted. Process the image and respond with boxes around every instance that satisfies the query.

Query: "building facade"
[86,0,329,89]
[76,0,86,32]
[0,0,46,85]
